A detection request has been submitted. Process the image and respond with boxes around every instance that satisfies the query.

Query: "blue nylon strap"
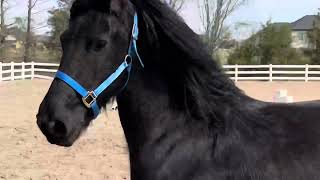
[130,13,144,67]
[54,12,142,119]
[93,60,130,96]
[91,102,100,118]
[129,40,143,68]
[56,71,100,117]
[132,13,139,40]
[55,60,131,118]
[55,71,88,97]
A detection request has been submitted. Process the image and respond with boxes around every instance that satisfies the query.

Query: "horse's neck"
[116,70,186,178]
[117,71,178,146]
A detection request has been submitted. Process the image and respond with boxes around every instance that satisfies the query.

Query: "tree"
[46,0,73,62]
[308,10,320,64]
[161,0,186,12]
[58,0,74,10]
[0,0,10,48]
[48,0,74,42]
[8,17,28,42]
[47,0,73,45]
[14,17,27,32]
[229,21,310,65]
[24,0,52,62]
[199,0,247,56]
[47,9,69,48]
[24,0,36,62]
[259,21,292,64]
[228,34,260,65]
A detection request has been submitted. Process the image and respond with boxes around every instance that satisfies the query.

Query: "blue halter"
[55,13,143,118]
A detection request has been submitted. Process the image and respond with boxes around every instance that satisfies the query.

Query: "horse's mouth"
[46,137,73,147]
[37,117,83,147]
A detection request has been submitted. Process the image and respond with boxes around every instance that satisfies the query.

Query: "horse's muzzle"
[36,113,73,147]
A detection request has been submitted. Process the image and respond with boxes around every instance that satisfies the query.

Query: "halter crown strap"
[55,13,142,118]
[130,13,144,68]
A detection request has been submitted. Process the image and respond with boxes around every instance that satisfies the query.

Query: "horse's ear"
[110,0,129,13]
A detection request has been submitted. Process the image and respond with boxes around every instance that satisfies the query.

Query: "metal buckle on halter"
[82,91,97,108]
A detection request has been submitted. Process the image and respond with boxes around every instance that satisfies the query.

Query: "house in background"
[290,15,317,49]
[4,35,22,49]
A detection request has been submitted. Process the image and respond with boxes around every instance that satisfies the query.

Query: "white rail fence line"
[224,64,320,82]
[0,62,59,81]
[0,62,320,82]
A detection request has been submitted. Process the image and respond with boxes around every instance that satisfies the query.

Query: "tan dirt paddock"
[0,80,319,180]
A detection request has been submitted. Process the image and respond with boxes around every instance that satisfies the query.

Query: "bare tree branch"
[31,0,39,9]
[161,0,186,12]
[199,0,247,55]
[25,0,47,62]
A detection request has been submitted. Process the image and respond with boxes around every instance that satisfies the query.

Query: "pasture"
[0,80,319,179]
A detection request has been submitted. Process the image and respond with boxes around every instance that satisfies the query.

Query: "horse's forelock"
[70,0,133,20]
[70,0,111,20]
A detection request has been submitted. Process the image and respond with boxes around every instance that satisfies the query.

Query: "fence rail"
[0,62,59,81]
[0,62,320,82]
[223,64,320,82]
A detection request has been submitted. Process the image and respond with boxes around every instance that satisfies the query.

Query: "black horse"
[37,0,320,179]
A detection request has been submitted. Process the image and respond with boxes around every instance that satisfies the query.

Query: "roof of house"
[290,15,317,31]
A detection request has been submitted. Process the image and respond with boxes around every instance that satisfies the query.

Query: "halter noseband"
[55,13,143,118]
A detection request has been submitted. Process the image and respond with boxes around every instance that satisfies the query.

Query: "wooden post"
[31,61,34,80]
[235,64,238,82]
[305,64,309,82]
[269,64,273,82]
[21,62,25,80]
[10,61,14,81]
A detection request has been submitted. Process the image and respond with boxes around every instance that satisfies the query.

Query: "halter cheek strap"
[55,13,143,118]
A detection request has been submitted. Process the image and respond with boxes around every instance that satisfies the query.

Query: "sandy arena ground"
[0,80,319,180]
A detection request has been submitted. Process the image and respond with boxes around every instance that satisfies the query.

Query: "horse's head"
[37,0,138,146]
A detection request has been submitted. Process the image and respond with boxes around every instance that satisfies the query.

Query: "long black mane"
[132,0,249,125]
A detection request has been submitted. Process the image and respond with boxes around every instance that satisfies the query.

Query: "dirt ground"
[0,80,319,180]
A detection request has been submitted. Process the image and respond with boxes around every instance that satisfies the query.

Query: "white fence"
[0,62,320,82]
[224,64,320,82]
[0,62,59,81]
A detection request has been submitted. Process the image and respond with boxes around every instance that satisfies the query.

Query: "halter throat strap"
[55,13,142,118]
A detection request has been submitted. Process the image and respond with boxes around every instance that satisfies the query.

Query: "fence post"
[269,64,273,82]
[0,62,2,82]
[31,61,35,80]
[21,62,25,80]
[10,62,14,81]
[305,64,309,82]
[235,64,238,82]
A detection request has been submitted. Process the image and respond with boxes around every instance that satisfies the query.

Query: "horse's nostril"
[48,120,67,138]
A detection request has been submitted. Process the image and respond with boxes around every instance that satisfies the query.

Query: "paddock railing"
[1,62,320,82]
[0,62,59,81]
[224,64,320,82]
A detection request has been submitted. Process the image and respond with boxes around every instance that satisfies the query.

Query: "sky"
[6,0,320,40]
[181,0,320,39]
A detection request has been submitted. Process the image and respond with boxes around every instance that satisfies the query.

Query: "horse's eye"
[94,40,107,52]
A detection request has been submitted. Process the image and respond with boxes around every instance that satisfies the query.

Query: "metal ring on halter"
[124,55,133,66]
